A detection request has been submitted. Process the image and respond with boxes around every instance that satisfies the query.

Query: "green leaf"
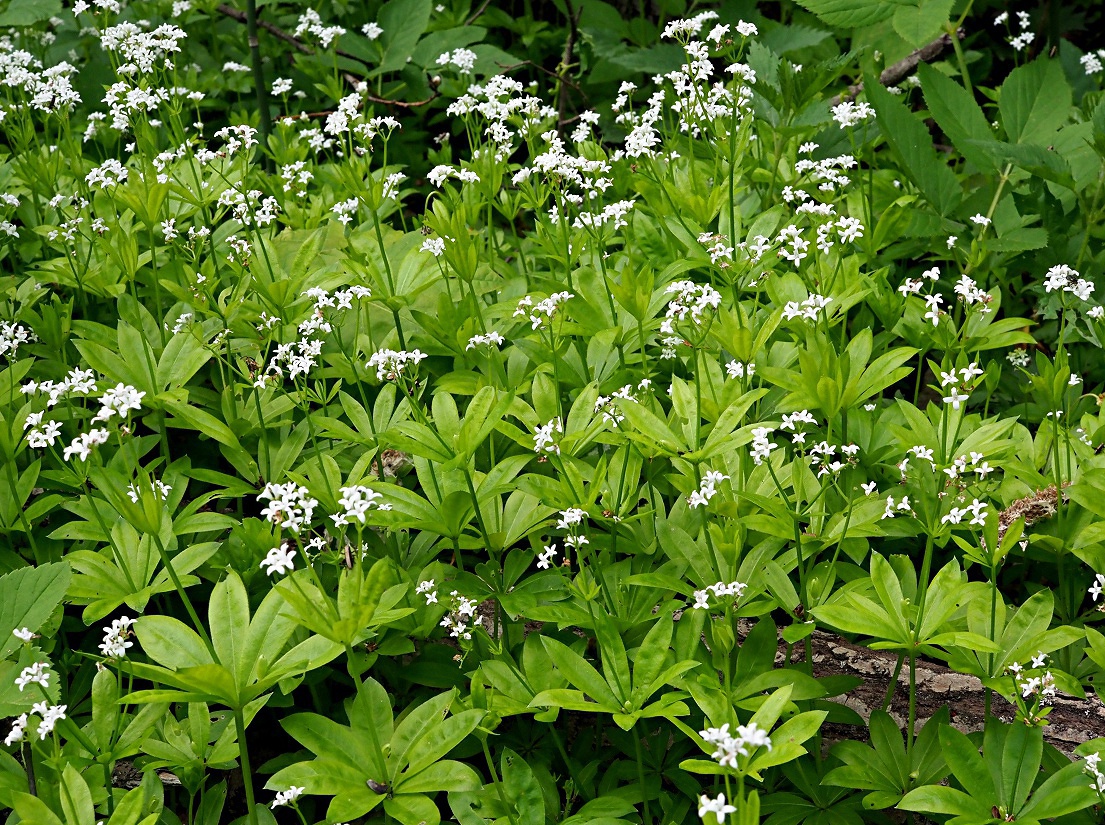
[918,62,999,173]
[999,57,1071,145]
[59,765,95,825]
[134,616,212,671]
[892,0,954,47]
[1001,723,1041,813]
[794,0,900,28]
[501,749,544,825]
[11,792,64,825]
[898,785,992,817]
[376,0,432,74]
[540,637,619,707]
[0,0,62,27]
[939,725,995,800]
[209,572,250,699]
[866,75,962,216]
[0,561,70,660]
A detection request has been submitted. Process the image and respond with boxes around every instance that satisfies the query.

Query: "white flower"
[260,544,296,576]
[688,470,729,509]
[12,628,33,643]
[416,580,438,605]
[1090,573,1105,602]
[970,213,991,226]
[698,793,737,824]
[99,616,136,658]
[331,485,388,527]
[36,704,66,740]
[362,21,383,39]
[421,237,446,256]
[15,662,50,691]
[830,100,875,129]
[536,544,557,569]
[4,714,27,746]
[466,331,504,350]
[271,787,305,809]
[368,349,428,381]
[258,482,318,533]
[533,418,563,455]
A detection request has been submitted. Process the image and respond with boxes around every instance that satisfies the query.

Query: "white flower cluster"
[100,22,188,75]
[258,482,318,533]
[64,429,111,462]
[93,382,146,423]
[1084,752,1105,794]
[1008,652,1056,703]
[1043,264,1095,302]
[331,485,390,527]
[440,591,482,639]
[882,495,914,519]
[0,322,34,359]
[23,412,62,449]
[555,507,590,557]
[940,498,988,527]
[126,478,171,503]
[691,580,746,610]
[750,426,777,465]
[999,10,1034,51]
[260,543,296,576]
[368,348,428,381]
[938,362,983,411]
[513,292,573,331]
[5,702,67,744]
[688,470,729,509]
[830,100,875,129]
[809,441,859,478]
[536,543,558,569]
[952,273,993,312]
[663,281,722,327]
[533,418,563,455]
[271,786,305,809]
[573,199,636,231]
[466,331,505,350]
[22,367,97,407]
[782,294,832,322]
[216,187,280,228]
[86,158,128,189]
[416,580,438,605]
[698,793,737,824]
[99,616,136,658]
[436,48,478,75]
[1081,49,1105,75]
[15,662,50,692]
[700,721,772,767]
[294,8,346,48]
[594,380,648,428]
[725,360,755,380]
[428,164,481,187]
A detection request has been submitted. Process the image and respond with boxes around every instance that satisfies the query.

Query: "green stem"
[151,532,214,657]
[481,738,520,825]
[234,708,259,825]
[633,729,652,825]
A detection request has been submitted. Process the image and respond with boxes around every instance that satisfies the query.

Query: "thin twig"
[465,0,494,26]
[243,0,272,151]
[832,28,966,105]
[218,3,310,54]
[556,0,583,128]
[216,3,439,109]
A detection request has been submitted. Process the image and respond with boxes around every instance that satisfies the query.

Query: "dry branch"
[832,28,967,105]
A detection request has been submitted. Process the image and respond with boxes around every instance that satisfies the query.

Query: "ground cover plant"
[5,0,1105,823]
